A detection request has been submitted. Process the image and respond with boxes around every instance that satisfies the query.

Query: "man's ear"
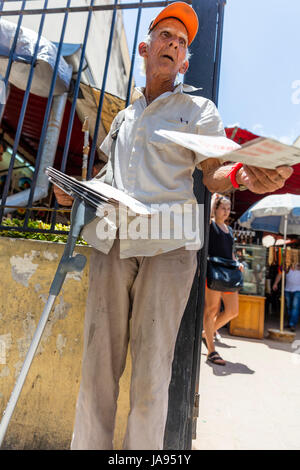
[179,60,189,75]
[138,42,148,59]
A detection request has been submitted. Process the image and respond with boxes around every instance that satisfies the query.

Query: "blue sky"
[122,0,300,145]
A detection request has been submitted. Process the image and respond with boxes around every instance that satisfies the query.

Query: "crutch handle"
[49,199,96,296]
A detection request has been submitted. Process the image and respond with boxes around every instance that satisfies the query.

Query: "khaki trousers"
[71,240,197,450]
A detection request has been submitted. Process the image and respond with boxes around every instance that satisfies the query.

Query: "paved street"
[193,319,300,450]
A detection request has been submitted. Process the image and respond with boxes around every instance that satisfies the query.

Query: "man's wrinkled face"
[139,18,189,78]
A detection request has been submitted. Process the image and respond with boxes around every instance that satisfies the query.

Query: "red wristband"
[226,162,243,189]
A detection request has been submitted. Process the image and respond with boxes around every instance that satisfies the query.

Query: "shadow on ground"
[214,317,300,355]
[204,357,255,377]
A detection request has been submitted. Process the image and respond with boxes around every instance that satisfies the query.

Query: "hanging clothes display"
[266,245,300,271]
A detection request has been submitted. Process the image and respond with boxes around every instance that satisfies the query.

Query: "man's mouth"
[161,54,174,62]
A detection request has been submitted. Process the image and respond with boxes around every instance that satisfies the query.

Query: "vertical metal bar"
[49,0,96,230]
[280,214,288,332]
[81,116,89,181]
[23,0,72,229]
[4,92,67,219]
[189,0,226,442]
[0,0,3,91]
[164,0,224,449]
[87,0,119,180]
[0,0,4,121]
[0,0,27,126]
[125,0,143,108]
[212,0,226,105]
[59,0,96,174]
[0,82,10,124]
[2,0,27,88]
[0,0,48,223]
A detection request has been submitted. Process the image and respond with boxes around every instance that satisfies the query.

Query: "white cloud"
[226,122,241,128]
[225,121,300,145]
[250,123,300,145]
[252,123,264,133]
[278,135,294,145]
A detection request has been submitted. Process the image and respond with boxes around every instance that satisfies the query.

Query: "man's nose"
[168,36,179,48]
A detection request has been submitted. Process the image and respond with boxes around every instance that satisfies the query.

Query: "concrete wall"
[0,237,130,449]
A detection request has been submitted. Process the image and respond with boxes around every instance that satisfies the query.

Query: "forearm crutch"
[0,198,96,447]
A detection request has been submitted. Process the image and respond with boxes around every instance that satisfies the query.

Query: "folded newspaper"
[46,167,152,215]
[155,131,300,169]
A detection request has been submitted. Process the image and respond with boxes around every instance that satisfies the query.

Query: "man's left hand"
[236,165,293,194]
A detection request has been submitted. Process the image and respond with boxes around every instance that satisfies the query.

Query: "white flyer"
[155,130,300,169]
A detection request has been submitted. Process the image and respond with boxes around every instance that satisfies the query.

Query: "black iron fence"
[0,0,201,235]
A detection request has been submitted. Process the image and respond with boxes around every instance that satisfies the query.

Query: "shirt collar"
[131,82,202,104]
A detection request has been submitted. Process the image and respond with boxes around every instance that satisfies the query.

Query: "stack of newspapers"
[45,167,152,215]
[46,134,300,213]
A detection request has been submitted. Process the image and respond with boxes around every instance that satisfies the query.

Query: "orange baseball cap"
[148,2,199,46]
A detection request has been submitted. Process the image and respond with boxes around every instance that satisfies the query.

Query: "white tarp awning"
[0,19,72,97]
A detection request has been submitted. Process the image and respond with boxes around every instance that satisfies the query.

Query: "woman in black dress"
[202,194,243,365]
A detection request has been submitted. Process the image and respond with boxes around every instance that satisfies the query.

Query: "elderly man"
[70,2,292,450]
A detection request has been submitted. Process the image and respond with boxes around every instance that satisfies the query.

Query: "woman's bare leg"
[203,287,221,355]
[215,292,239,331]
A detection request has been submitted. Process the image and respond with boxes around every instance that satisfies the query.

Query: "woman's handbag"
[206,256,243,292]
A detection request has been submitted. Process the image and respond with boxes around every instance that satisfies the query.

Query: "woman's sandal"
[207,351,226,366]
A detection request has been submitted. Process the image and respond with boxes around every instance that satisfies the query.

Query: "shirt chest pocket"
[149,118,190,147]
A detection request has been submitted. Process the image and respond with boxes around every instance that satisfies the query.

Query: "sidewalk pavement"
[192,318,300,450]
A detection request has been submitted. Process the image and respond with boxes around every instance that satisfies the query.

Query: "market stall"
[234,194,300,341]
[229,243,267,339]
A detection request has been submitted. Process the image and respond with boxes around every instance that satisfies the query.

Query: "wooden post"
[81,116,89,181]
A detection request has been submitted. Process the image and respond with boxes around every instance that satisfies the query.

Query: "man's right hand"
[236,165,293,194]
[53,185,74,206]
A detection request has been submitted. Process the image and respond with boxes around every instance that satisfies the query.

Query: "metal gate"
[0,0,200,236]
[0,0,225,449]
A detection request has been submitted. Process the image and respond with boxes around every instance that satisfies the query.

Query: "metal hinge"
[192,393,200,440]
[193,393,200,418]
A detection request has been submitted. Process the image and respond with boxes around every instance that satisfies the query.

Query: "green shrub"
[0,218,87,245]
